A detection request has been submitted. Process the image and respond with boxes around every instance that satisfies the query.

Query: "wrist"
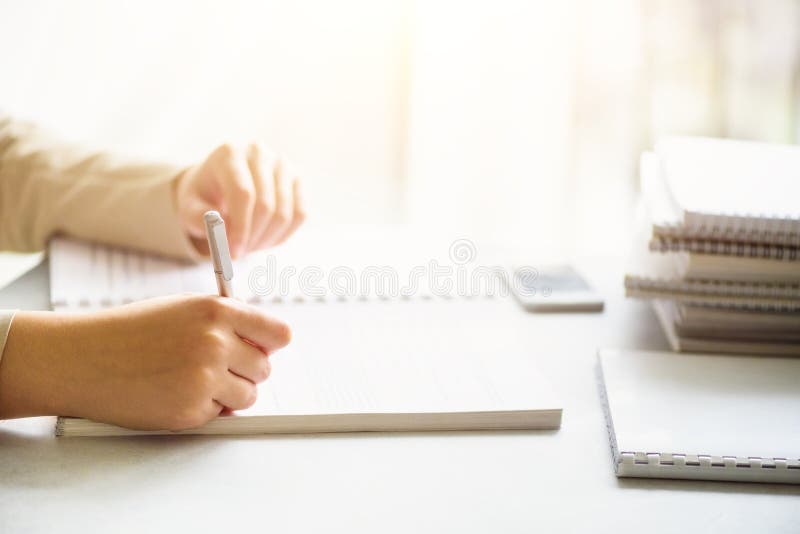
[0,311,79,418]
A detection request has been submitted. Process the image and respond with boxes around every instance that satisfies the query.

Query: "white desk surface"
[1,258,798,534]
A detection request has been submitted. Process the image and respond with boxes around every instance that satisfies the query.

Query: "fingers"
[185,142,304,257]
[213,372,258,411]
[245,143,277,251]
[243,147,305,249]
[180,194,217,241]
[256,158,294,247]
[227,339,272,383]
[223,299,292,352]
[273,178,306,246]
[191,296,289,417]
[214,145,256,258]
[209,399,226,418]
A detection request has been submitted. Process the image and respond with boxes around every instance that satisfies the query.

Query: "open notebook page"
[256,300,555,415]
[57,299,561,435]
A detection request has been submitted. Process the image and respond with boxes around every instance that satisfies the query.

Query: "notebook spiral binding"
[624,276,800,314]
[618,451,800,471]
[692,211,800,247]
[624,276,800,298]
[654,222,800,248]
[51,292,498,310]
[649,236,800,261]
[596,357,800,483]
[624,287,800,313]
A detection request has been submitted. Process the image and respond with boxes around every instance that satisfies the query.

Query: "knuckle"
[272,208,291,227]
[254,360,272,382]
[243,385,258,409]
[293,205,306,224]
[254,197,275,217]
[217,142,237,158]
[201,329,228,357]
[193,364,218,390]
[194,295,228,323]
[248,141,262,157]
[232,179,255,199]
[249,141,275,161]
[275,321,292,346]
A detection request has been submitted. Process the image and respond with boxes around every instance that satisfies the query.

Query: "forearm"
[0,311,75,419]
[0,114,199,259]
[0,296,290,430]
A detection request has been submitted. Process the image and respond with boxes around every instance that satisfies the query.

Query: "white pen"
[204,211,235,298]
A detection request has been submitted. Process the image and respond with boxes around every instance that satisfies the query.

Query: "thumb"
[180,194,217,240]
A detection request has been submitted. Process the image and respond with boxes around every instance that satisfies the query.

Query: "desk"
[1,258,798,533]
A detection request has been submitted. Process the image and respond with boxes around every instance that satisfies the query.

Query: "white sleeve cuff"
[0,310,16,365]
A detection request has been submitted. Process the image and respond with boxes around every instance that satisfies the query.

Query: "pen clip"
[211,223,234,280]
[204,211,234,281]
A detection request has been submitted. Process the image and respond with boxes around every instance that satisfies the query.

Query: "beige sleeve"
[0,113,201,261]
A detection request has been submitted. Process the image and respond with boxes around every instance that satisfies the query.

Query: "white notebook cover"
[656,137,800,221]
[598,349,800,484]
[641,142,800,247]
[654,137,800,246]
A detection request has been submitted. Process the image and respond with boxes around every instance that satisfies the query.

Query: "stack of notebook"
[625,136,800,355]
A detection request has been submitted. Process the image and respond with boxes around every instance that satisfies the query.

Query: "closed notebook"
[624,239,800,312]
[640,148,800,284]
[669,251,800,284]
[649,235,799,262]
[651,300,800,356]
[676,303,800,333]
[647,137,800,246]
[598,349,800,484]
[670,302,800,342]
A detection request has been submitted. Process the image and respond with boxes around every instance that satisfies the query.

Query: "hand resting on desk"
[0,295,291,430]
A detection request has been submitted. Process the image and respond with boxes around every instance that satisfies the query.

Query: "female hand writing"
[0,294,291,430]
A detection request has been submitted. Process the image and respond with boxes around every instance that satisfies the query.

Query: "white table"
[1,258,798,534]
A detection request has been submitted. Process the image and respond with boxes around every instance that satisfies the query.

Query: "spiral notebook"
[49,234,562,436]
[55,290,562,436]
[646,234,800,284]
[649,235,799,261]
[651,300,800,356]
[648,137,800,247]
[598,348,800,484]
[624,243,800,312]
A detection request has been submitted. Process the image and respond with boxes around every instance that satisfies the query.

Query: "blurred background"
[1,0,798,262]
